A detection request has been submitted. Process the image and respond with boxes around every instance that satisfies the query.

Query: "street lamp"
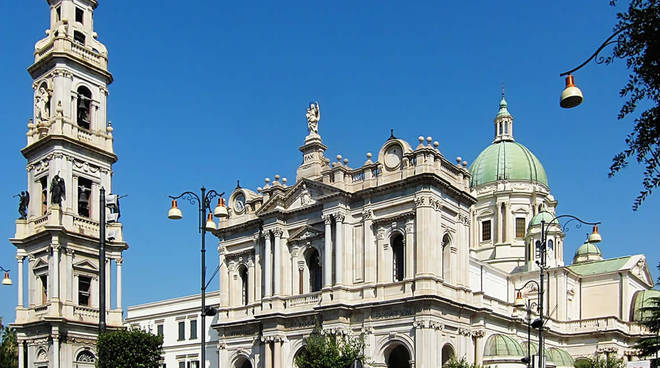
[528,212,600,368]
[1,266,12,286]
[514,285,540,368]
[559,25,629,108]
[168,187,227,367]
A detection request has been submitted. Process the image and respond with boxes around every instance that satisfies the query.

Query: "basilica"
[10,1,658,368]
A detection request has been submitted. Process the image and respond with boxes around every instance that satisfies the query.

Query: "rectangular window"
[188,362,199,368]
[178,363,185,368]
[157,324,164,337]
[74,30,86,45]
[516,218,526,239]
[189,320,197,340]
[78,276,91,306]
[78,178,92,217]
[75,7,84,23]
[40,275,48,304]
[481,220,491,241]
[177,321,185,341]
[40,177,48,215]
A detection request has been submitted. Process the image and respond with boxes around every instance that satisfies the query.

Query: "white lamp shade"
[2,272,12,286]
[168,199,183,220]
[205,213,217,231]
[213,198,228,218]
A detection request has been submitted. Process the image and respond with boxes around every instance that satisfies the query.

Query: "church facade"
[10,1,127,367]
[128,97,656,368]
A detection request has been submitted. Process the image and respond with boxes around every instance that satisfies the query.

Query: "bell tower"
[11,1,127,367]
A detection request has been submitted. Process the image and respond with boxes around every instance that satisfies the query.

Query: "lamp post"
[523,212,600,368]
[168,187,227,368]
[515,284,540,368]
[559,25,629,108]
[1,266,12,286]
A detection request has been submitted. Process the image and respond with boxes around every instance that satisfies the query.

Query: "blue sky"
[0,1,657,322]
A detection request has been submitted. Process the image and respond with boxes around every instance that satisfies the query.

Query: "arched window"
[548,239,554,251]
[441,344,455,367]
[238,265,248,306]
[235,355,252,368]
[535,240,542,259]
[76,86,92,129]
[442,234,451,281]
[500,203,507,242]
[386,344,411,368]
[392,233,405,282]
[305,248,322,292]
[76,350,96,364]
[504,121,509,134]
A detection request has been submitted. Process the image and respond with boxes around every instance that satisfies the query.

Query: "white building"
[10,1,127,367]
[128,97,657,368]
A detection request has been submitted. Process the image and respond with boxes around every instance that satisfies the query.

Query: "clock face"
[384,145,403,168]
[234,194,245,213]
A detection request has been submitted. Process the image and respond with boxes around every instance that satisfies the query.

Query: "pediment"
[33,258,48,270]
[288,225,324,243]
[256,179,342,215]
[73,259,98,272]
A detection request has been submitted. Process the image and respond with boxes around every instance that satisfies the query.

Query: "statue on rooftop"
[306,101,320,135]
[15,191,29,219]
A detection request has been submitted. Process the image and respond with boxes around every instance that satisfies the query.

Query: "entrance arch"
[386,344,411,368]
[234,355,252,368]
[441,343,455,366]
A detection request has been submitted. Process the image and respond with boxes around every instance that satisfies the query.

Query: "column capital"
[116,257,123,265]
[362,209,373,220]
[273,228,284,237]
[334,212,346,223]
[16,255,25,261]
[322,214,333,224]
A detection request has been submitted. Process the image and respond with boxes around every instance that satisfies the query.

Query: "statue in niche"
[50,173,66,205]
[300,183,314,206]
[15,191,30,219]
[306,101,320,135]
[35,86,50,123]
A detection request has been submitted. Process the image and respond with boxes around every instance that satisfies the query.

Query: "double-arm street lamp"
[1,266,12,286]
[515,212,601,368]
[168,187,227,367]
[515,280,541,368]
[560,25,630,108]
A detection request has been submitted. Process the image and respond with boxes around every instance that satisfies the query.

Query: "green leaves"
[294,326,366,368]
[0,324,18,368]
[607,0,660,210]
[96,329,163,368]
[443,357,483,368]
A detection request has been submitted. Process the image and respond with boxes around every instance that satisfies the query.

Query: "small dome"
[528,212,555,229]
[469,141,548,188]
[496,96,512,118]
[484,334,524,357]
[521,342,552,361]
[548,348,574,367]
[573,241,603,263]
[631,289,660,322]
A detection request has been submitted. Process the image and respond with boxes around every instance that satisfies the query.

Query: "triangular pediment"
[288,225,324,243]
[33,258,48,270]
[256,179,343,215]
[73,259,98,272]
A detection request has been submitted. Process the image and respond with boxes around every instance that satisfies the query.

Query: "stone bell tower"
[10,1,127,367]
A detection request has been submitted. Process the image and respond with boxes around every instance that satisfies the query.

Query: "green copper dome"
[484,334,524,357]
[528,212,555,229]
[575,242,602,256]
[548,348,575,368]
[469,141,548,188]
[631,289,660,322]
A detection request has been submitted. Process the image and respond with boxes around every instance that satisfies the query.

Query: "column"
[274,339,282,368]
[335,213,345,285]
[273,229,282,296]
[363,210,375,284]
[405,220,415,279]
[52,243,60,300]
[17,256,24,308]
[254,233,263,302]
[414,196,433,275]
[53,329,60,368]
[265,341,272,368]
[116,258,123,309]
[248,261,255,304]
[18,341,24,368]
[219,247,229,307]
[27,258,33,306]
[264,233,272,297]
[322,215,333,287]
[106,259,112,311]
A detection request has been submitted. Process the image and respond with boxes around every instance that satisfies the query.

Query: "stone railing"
[27,118,114,153]
[74,305,100,321]
[286,292,321,308]
[73,215,100,235]
[548,316,649,336]
[35,37,108,70]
